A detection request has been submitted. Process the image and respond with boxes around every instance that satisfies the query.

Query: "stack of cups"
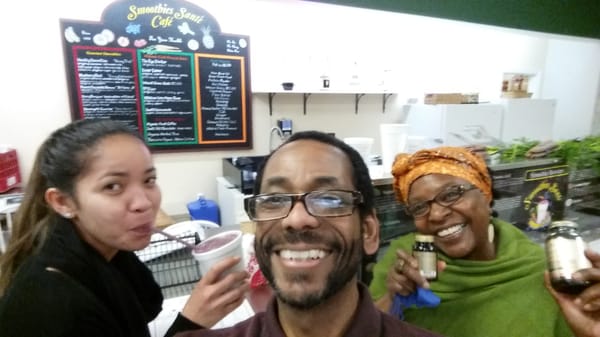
[379,124,409,172]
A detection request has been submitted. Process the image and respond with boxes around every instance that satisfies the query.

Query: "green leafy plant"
[548,136,600,174]
[486,138,539,163]
[485,136,600,174]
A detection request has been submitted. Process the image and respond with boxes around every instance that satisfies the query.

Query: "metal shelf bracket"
[302,93,312,115]
[262,92,393,115]
[268,93,277,115]
[355,94,365,114]
[382,93,393,113]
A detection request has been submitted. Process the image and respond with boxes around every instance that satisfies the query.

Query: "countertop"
[369,165,394,186]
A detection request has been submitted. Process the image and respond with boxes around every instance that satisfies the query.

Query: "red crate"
[0,149,21,193]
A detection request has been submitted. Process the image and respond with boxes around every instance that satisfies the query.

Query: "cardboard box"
[462,93,479,104]
[424,93,464,105]
[155,209,175,228]
[0,149,21,193]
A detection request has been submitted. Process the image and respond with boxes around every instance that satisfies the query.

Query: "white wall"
[0,0,598,216]
[542,38,600,139]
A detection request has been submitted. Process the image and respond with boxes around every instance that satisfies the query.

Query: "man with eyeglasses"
[176,131,442,337]
[368,146,579,337]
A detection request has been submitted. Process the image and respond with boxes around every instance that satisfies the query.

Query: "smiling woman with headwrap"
[368,146,574,337]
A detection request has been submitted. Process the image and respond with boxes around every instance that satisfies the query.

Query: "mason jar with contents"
[413,234,437,281]
[545,220,593,294]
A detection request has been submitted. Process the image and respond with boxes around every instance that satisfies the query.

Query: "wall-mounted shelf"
[256,91,395,115]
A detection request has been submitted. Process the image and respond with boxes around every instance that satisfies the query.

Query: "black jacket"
[0,218,195,337]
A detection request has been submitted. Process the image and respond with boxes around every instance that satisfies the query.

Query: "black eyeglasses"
[244,190,364,221]
[405,184,477,218]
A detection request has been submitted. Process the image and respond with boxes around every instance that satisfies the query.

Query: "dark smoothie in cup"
[194,232,239,254]
[192,230,244,276]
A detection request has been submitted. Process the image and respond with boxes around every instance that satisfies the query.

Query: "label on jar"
[546,236,592,279]
[414,251,437,280]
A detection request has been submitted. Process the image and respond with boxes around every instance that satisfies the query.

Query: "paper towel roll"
[380,124,409,171]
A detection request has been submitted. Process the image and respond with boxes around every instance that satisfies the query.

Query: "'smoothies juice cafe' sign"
[60,0,253,151]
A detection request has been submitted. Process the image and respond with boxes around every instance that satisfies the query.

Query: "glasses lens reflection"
[246,190,362,221]
[406,184,475,217]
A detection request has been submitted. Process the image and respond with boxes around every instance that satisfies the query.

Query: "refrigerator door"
[406,103,504,146]
[500,99,556,143]
[443,104,503,146]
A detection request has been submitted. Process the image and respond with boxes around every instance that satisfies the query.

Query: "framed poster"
[490,159,569,231]
[60,0,252,150]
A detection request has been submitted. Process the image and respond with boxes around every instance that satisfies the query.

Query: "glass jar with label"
[413,234,437,281]
[545,220,592,294]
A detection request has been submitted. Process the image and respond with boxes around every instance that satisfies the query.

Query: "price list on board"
[60,0,252,150]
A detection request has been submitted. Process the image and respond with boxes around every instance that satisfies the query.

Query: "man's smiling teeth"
[437,224,465,237]
[280,249,326,261]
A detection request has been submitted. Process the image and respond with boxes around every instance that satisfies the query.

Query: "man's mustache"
[261,230,342,253]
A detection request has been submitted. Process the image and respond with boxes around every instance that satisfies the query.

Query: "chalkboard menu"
[60,0,252,150]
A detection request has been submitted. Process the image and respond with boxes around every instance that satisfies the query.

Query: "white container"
[192,230,245,276]
[343,137,374,165]
[406,136,427,154]
[379,124,409,171]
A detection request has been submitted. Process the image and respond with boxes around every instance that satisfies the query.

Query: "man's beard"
[254,230,363,310]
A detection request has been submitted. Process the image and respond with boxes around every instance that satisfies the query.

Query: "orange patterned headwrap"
[391,146,492,204]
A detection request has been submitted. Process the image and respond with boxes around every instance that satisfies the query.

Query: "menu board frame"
[59,0,253,151]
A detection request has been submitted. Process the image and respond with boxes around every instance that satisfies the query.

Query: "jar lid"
[549,220,578,229]
[415,234,435,242]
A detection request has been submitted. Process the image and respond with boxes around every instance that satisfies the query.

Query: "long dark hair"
[253,130,375,219]
[0,119,143,295]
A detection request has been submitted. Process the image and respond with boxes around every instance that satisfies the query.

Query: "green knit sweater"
[369,219,573,337]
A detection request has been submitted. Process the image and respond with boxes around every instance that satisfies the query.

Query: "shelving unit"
[255,90,394,115]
